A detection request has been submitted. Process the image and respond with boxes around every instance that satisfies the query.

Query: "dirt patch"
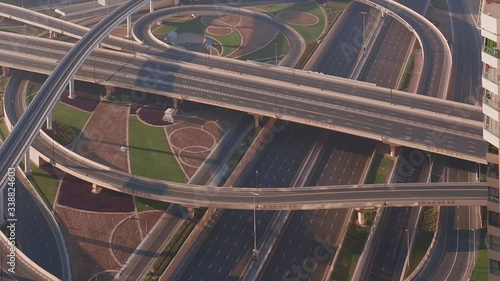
[179,146,210,168]
[278,11,319,26]
[55,207,130,281]
[139,211,163,235]
[111,216,142,264]
[60,89,101,112]
[202,14,242,27]
[75,102,129,172]
[170,127,215,150]
[57,173,134,212]
[164,110,230,178]
[137,104,173,126]
[206,26,233,36]
[130,93,165,115]
[229,12,278,58]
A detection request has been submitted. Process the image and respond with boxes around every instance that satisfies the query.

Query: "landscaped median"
[144,209,204,281]
[406,206,438,277]
[332,152,394,280]
[129,115,187,182]
[474,228,488,281]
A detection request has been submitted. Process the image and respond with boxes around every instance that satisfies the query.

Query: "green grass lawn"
[332,223,369,280]
[129,116,186,182]
[0,120,9,141]
[153,17,242,57]
[399,54,415,90]
[365,154,394,184]
[209,30,241,56]
[27,164,60,210]
[51,102,90,137]
[136,197,170,212]
[474,230,488,281]
[26,80,43,105]
[407,231,434,277]
[260,2,326,44]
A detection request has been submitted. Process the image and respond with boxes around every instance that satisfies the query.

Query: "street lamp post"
[250,191,259,262]
[275,42,278,65]
[361,12,367,52]
[405,228,410,268]
[251,170,260,262]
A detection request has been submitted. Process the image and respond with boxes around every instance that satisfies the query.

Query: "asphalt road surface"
[314,1,376,77]
[412,159,478,281]
[174,123,319,281]
[447,0,482,104]
[360,149,430,281]
[258,133,375,281]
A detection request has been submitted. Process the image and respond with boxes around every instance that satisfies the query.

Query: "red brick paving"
[277,11,319,25]
[57,173,134,212]
[111,217,142,264]
[137,104,172,126]
[75,102,129,172]
[60,89,101,112]
[54,207,130,281]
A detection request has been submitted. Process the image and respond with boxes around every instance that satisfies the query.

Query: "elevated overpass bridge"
[0,0,488,208]
[0,31,487,164]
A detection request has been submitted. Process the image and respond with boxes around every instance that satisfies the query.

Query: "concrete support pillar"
[105,85,115,97]
[1,66,10,78]
[68,78,75,99]
[390,145,399,157]
[254,115,261,128]
[187,207,196,219]
[46,113,52,130]
[24,149,31,175]
[357,209,365,225]
[126,16,132,38]
[150,0,154,13]
[91,183,102,194]
[49,30,57,39]
[173,98,180,110]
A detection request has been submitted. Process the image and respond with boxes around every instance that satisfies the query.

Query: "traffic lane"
[447,0,482,104]
[1,50,485,161]
[133,5,305,66]
[176,125,318,280]
[427,161,475,281]
[0,34,482,123]
[361,149,427,281]
[0,40,478,138]
[0,41,482,137]
[14,181,64,279]
[370,0,447,97]
[4,79,486,208]
[428,206,473,281]
[263,209,348,281]
[359,17,414,88]
[0,240,55,281]
[259,135,375,281]
[315,2,375,77]
[364,207,413,281]
[413,206,452,281]
[0,35,482,123]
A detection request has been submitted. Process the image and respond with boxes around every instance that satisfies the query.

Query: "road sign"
[206,38,212,49]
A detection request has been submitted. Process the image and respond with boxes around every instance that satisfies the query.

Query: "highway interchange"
[0,0,488,280]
